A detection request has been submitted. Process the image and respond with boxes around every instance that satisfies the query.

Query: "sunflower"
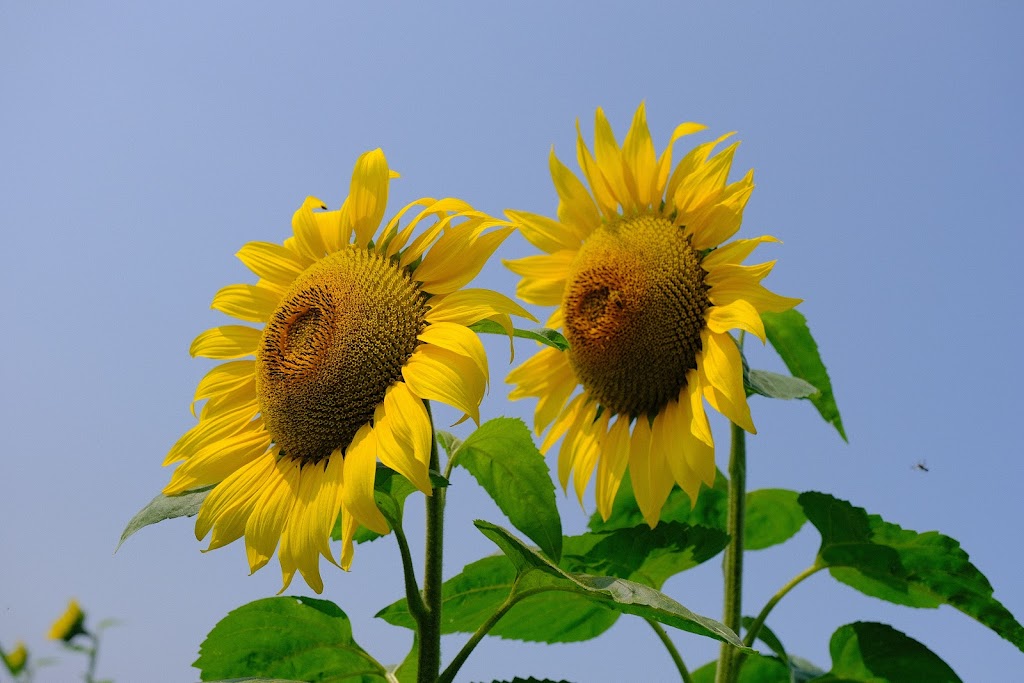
[163,149,531,592]
[48,600,85,642]
[506,104,800,526]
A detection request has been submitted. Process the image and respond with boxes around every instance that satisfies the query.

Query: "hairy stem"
[438,593,518,683]
[647,618,693,683]
[743,564,823,649]
[715,420,747,683]
[418,401,446,683]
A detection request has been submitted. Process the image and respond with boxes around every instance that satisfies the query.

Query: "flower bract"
[164,149,532,592]
[506,104,800,526]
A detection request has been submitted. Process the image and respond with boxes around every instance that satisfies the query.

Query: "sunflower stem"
[646,618,693,683]
[388,509,427,623]
[419,401,445,683]
[742,564,822,649]
[438,591,518,683]
[716,420,747,683]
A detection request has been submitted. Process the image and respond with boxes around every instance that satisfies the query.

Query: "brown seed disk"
[256,248,427,464]
[562,215,710,419]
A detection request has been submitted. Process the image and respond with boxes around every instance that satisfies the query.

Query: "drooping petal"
[190,325,262,359]
[571,409,609,505]
[595,414,632,520]
[402,344,485,425]
[236,241,308,287]
[541,392,587,454]
[197,452,277,547]
[676,385,716,489]
[277,464,327,594]
[505,210,581,254]
[557,399,599,494]
[290,197,330,260]
[705,299,766,343]
[341,424,390,535]
[244,457,301,573]
[417,322,489,390]
[647,406,684,517]
[379,384,433,490]
[626,418,660,528]
[699,330,755,433]
[685,371,714,448]
[507,345,576,435]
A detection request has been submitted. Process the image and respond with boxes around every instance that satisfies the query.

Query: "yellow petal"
[164,426,270,494]
[655,400,700,503]
[345,149,391,249]
[557,399,598,495]
[705,299,766,343]
[654,122,708,200]
[687,174,755,250]
[244,458,301,573]
[277,464,327,594]
[541,392,586,455]
[548,148,600,237]
[338,503,360,571]
[402,344,485,425]
[621,102,657,208]
[665,132,735,213]
[674,143,739,216]
[384,198,473,260]
[341,424,389,534]
[626,418,660,528]
[504,249,576,280]
[686,372,714,448]
[505,209,580,254]
[290,196,330,260]
[572,409,609,505]
[507,346,576,435]
[701,235,781,268]
[236,241,308,288]
[592,107,630,210]
[164,401,260,465]
[210,284,281,323]
[699,331,755,433]
[676,386,716,488]
[379,383,433,489]
[191,361,256,416]
[197,452,276,547]
[401,209,491,269]
[425,288,536,328]
[708,278,802,314]
[190,325,262,359]
[198,377,256,419]
[416,222,514,295]
[595,414,631,520]
[575,122,619,218]
[418,322,489,389]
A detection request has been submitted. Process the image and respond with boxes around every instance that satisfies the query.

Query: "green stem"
[715,420,747,683]
[83,633,99,683]
[647,619,693,683]
[418,401,445,683]
[438,593,518,683]
[742,564,823,649]
[388,509,427,623]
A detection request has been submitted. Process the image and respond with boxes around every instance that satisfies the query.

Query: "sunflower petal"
[627,418,660,528]
[595,415,631,520]
[558,399,598,494]
[621,102,657,208]
[244,458,301,573]
[699,331,755,433]
[277,465,326,594]
[416,222,514,295]
[191,360,256,415]
[190,325,262,359]
[505,210,580,254]
[548,148,600,237]
[507,346,576,435]
[164,426,271,494]
[379,384,433,490]
[236,241,308,287]
[418,322,489,390]
[384,198,473,260]
[342,424,389,535]
[705,299,766,343]
[572,409,608,505]
[654,122,708,199]
[402,344,485,425]
[290,196,330,260]
[211,284,281,323]
[345,149,390,249]
[197,453,276,547]
[575,121,619,217]
[701,235,781,268]
[425,288,536,328]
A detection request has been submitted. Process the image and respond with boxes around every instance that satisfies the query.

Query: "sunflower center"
[562,215,710,418]
[256,248,427,464]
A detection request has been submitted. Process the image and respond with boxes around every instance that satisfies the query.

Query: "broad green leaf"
[816,622,961,683]
[453,418,562,561]
[801,492,1024,651]
[194,597,386,682]
[744,489,806,551]
[117,486,211,550]
[469,320,570,351]
[761,309,846,440]
[476,521,747,648]
[390,635,417,683]
[691,654,790,683]
[745,369,818,400]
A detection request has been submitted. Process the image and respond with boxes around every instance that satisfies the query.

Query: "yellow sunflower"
[48,599,85,641]
[163,149,531,593]
[506,104,800,527]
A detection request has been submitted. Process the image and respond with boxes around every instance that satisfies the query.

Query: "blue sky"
[2,3,1022,681]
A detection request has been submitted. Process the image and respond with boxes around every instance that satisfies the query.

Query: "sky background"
[2,2,1022,682]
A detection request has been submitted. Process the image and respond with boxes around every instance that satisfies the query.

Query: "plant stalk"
[647,618,693,683]
[715,420,747,683]
[418,401,445,683]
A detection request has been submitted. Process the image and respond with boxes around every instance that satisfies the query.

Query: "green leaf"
[476,521,747,648]
[761,309,846,440]
[816,622,961,683]
[490,679,575,683]
[452,418,562,562]
[117,486,212,550]
[435,430,461,457]
[469,320,570,351]
[390,635,417,683]
[691,654,790,683]
[741,617,788,662]
[800,492,1024,651]
[745,369,819,400]
[744,489,807,551]
[195,596,387,682]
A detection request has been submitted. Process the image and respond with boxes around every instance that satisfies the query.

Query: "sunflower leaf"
[476,521,747,648]
[452,418,563,562]
[744,489,806,551]
[690,653,792,683]
[469,320,570,351]
[761,309,847,441]
[194,596,387,682]
[116,486,212,551]
[801,492,1024,651]
[740,617,788,662]
[745,369,818,400]
[812,621,963,682]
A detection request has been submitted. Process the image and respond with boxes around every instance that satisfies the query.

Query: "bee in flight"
[912,460,929,472]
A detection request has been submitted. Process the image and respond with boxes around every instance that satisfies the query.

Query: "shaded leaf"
[744,489,806,551]
[741,617,787,661]
[745,369,818,400]
[195,597,386,682]
[453,418,562,562]
[815,622,961,683]
[800,492,1024,651]
[762,309,846,440]
[469,320,569,351]
[691,654,790,683]
[117,486,211,550]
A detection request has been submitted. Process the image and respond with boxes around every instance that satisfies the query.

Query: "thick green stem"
[715,421,747,683]
[389,510,427,623]
[742,564,823,649]
[418,401,445,683]
[438,593,517,683]
[647,618,693,683]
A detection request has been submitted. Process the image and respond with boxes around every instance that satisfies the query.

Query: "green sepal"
[194,597,386,682]
[762,309,847,440]
[450,418,562,562]
[117,486,212,550]
[801,492,1024,651]
[469,320,569,351]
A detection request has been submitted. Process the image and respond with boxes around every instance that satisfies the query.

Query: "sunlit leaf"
[817,622,961,682]
[453,418,562,561]
[801,492,1024,651]
[762,309,846,440]
[195,597,386,682]
[691,653,790,683]
[744,489,806,551]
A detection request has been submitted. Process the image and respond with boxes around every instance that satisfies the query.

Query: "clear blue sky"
[2,3,1021,681]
